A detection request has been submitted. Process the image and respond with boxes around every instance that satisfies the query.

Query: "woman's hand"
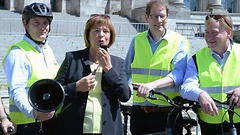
[76,74,96,92]
[97,48,112,73]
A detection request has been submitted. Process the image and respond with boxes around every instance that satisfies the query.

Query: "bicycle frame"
[181,94,238,135]
[211,96,238,135]
[133,86,198,135]
[132,86,240,135]
[149,90,198,135]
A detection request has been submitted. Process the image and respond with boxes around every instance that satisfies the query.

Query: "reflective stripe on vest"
[131,68,169,76]
[131,30,188,105]
[197,44,240,124]
[2,40,59,124]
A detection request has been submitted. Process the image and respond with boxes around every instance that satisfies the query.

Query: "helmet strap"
[25,31,47,45]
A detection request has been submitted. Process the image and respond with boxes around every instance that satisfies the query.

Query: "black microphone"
[100,44,108,51]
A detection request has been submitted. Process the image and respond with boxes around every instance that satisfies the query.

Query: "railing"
[0,18,199,38]
[0,18,143,37]
[1,18,239,39]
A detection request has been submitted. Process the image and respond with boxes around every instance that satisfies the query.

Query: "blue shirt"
[180,44,231,101]
[124,29,189,106]
[3,35,49,118]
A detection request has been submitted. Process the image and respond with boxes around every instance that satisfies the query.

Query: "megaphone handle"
[35,119,44,133]
[39,121,43,133]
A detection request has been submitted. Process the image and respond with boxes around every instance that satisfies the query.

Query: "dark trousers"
[199,119,240,135]
[130,106,183,135]
[14,120,55,135]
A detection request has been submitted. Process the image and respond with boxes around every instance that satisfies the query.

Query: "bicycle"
[129,86,199,135]
[149,90,240,135]
[120,103,131,135]
[181,93,240,135]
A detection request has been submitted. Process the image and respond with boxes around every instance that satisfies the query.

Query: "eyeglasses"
[205,14,231,28]
[90,14,110,19]
[149,14,167,21]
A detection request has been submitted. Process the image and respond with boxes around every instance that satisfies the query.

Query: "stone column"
[120,0,133,19]
[61,0,66,13]
[172,0,184,7]
[208,0,222,9]
[208,0,228,13]
[54,0,66,12]
[105,0,111,14]
[10,0,14,10]
[4,0,15,11]
[170,0,190,18]
[199,0,208,12]
[236,0,240,13]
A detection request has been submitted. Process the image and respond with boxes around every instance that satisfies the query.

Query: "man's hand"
[226,87,240,108]
[34,110,55,121]
[132,83,155,99]
[198,91,218,116]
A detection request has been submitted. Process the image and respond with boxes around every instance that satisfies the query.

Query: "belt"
[136,106,173,113]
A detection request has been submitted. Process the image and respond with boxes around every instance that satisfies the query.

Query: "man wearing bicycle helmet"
[2,2,59,135]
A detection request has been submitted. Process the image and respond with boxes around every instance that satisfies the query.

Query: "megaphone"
[28,79,65,112]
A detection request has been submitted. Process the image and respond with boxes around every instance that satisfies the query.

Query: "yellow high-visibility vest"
[197,43,240,124]
[131,30,190,106]
[2,40,59,124]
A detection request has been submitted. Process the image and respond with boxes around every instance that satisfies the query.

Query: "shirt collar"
[146,29,169,43]
[210,41,232,56]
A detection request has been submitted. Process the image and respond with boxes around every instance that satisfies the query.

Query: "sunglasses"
[205,14,231,28]
[90,14,110,19]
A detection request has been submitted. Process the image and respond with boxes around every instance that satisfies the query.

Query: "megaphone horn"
[28,79,65,112]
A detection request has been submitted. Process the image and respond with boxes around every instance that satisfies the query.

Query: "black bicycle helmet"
[22,3,53,23]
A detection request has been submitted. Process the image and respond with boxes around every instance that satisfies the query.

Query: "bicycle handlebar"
[133,85,172,104]
[133,85,198,111]
[133,85,234,112]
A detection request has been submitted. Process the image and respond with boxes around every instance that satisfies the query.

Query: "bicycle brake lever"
[156,91,171,102]
[227,93,237,110]
[132,85,139,90]
[148,90,159,100]
[132,86,158,100]
[148,95,158,100]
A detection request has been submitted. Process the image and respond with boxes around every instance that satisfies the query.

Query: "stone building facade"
[0,0,240,22]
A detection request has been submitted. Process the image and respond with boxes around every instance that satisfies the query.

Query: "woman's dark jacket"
[54,48,131,135]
